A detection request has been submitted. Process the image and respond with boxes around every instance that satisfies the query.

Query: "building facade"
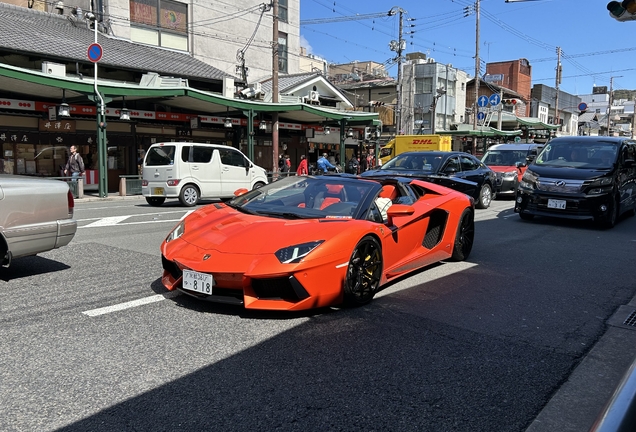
[401,57,468,136]
[485,59,532,116]
[530,84,581,136]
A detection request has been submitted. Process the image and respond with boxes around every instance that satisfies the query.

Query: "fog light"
[600,204,607,212]
[516,196,523,203]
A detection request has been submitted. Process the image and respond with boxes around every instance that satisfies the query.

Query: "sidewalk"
[75,192,146,202]
[526,295,636,432]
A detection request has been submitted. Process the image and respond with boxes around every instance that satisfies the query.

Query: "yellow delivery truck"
[379,135,451,165]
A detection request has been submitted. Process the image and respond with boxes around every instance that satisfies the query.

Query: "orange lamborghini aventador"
[161,175,475,311]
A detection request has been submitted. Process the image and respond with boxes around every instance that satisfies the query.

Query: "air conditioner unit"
[309,91,320,102]
[42,61,66,77]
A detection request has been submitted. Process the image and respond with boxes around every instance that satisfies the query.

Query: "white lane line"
[78,219,184,229]
[83,291,180,317]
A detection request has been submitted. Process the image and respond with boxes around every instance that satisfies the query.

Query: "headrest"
[379,185,397,200]
[325,184,344,194]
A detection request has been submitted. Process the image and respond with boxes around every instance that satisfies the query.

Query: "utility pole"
[497,88,503,131]
[607,76,622,136]
[472,0,480,153]
[554,47,561,130]
[396,8,404,136]
[272,0,279,173]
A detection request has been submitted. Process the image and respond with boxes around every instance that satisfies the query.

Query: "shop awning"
[439,126,522,137]
[515,117,559,130]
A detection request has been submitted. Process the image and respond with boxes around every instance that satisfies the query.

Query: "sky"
[299,0,636,96]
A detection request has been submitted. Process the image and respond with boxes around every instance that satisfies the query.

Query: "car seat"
[314,184,345,209]
[378,184,398,202]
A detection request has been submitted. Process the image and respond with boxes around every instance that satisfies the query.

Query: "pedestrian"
[64,145,85,181]
[360,151,368,172]
[297,154,308,176]
[278,154,286,172]
[346,153,359,174]
[316,152,335,173]
[285,154,291,173]
[280,154,290,174]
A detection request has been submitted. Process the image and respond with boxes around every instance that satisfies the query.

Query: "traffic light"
[607,0,636,21]
[503,98,518,106]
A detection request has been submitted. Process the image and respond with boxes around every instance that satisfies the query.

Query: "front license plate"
[547,199,566,209]
[182,269,214,295]
[152,187,164,195]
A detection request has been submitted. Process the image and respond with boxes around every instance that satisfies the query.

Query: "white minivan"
[141,142,268,206]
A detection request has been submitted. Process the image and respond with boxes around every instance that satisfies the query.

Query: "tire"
[598,196,619,229]
[252,181,266,190]
[476,183,492,209]
[145,197,165,207]
[450,208,475,261]
[519,212,534,221]
[343,236,383,307]
[179,184,199,207]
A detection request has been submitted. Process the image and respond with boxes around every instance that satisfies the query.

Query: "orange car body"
[161,176,473,311]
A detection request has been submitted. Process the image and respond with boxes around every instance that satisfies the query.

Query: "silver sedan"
[0,175,77,267]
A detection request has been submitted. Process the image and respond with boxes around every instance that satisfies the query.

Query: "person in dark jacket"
[64,145,85,181]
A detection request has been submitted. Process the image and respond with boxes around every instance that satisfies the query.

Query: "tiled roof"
[259,72,322,94]
[0,3,234,82]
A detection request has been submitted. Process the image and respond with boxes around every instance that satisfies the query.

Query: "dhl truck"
[379,135,451,165]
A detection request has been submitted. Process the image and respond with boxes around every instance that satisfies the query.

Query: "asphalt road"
[1,196,635,432]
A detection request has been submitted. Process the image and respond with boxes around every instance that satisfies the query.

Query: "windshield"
[482,149,531,166]
[381,153,442,172]
[227,176,378,219]
[145,145,176,166]
[535,141,618,169]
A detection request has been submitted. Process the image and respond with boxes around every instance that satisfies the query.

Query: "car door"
[459,155,489,189]
[189,145,221,198]
[219,147,251,196]
[431,155,478,197]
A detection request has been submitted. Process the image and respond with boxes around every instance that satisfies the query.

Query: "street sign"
[477,112,486,121]
[578,102,588,111]
[514,136,521,143]
[87,43,103,63]
[477,96,489,107]
[489,94,501,106]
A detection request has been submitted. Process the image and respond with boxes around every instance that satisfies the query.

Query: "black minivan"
[515,136,636,228]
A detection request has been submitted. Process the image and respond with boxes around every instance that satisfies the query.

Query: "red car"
[481,143,544,197]
[161,175,475,311]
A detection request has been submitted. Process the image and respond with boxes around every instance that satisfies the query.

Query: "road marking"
[82,216,131,228]
[82,291,180,317]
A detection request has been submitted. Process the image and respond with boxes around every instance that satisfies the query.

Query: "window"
[278,0,288,23]
[192,146,213,163]
[443,157,460,173]
[415,77,433,94]
[181,145,190,162]
[460,155,479,171]
[219,148,246,167]
[278,32,288,73]
[130,0,188,51]
[146,145,176,166]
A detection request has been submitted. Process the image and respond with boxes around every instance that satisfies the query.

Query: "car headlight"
[275,241,324,264]
[520,169,538,189]
[502,170,518,179]
[166,221,185,243]
[588,177,613,187]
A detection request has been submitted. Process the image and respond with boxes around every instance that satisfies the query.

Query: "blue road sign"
[489,94,501,106]
[477,112,486,121]
[87,43,103,63]
[578,102,588,111]
[477,96,489,108]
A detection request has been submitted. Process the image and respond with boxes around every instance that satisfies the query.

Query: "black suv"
[515,136,636,228]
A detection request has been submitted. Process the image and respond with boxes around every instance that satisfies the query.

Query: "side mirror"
[526,155,536,163]
[386,204,415,225]
[624,159,635,168]
[233,188,249,197]
[444,167,458,175]
[515,161,526,168]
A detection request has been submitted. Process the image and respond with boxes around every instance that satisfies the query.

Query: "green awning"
[439,126,522,137]
[515,117,559,130]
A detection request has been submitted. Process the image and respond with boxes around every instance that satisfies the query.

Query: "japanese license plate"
[152,187,164,195]
[547,199,566,210]
[182,269,214,295]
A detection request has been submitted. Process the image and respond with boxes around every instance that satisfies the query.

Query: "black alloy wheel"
[450,208,475,261]
[343,236,383,306]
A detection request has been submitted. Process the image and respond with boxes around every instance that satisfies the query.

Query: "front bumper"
[161,253,346,311]
[515,188,613,221]
[495,176,518,196]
